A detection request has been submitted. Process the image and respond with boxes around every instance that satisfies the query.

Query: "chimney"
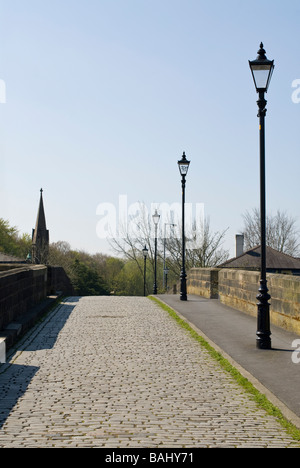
[236,234,244,257]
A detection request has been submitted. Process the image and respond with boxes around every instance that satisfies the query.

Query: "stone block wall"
[0,266,47,330]
[218,269,259,318]
[267,273,300,334]
[187,268,220,299]
[187,267,300,335]
[47,266,74,296]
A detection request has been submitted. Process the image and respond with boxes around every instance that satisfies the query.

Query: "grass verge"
[149,295,300,442]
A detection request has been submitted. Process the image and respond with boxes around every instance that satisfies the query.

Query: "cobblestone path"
[0,296,299,448]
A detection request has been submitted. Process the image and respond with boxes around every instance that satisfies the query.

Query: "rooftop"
[0,253,25,263]
[220,245,300,271]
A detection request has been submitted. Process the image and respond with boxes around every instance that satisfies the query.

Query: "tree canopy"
[0,218,31,258]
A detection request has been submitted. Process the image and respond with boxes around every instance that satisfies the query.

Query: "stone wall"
[47,266,74,296]
[218,269,259,317]
[187,267,300,335]
[267,273,300,334]
[0,265,47,330]
[187,268,220,299]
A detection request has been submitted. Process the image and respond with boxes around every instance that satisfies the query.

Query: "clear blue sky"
[0,0,299,257]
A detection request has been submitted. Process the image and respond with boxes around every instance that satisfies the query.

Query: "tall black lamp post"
[178,152,190,301]
[249,43,274,349]
[142,245,148,297]
[152,209,160,295]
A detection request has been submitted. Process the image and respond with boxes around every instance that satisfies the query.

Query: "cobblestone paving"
[0,296,299,448]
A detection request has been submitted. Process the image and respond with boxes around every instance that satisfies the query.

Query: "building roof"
[0,252,24,263]
[220,245,300,270]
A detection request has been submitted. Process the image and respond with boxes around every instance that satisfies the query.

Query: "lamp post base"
[256,335,272,350]
[180,269,187,301]
[256,280,272,349]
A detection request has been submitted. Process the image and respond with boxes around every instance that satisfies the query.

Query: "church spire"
[34,188,47,233]
[32,188,49,264]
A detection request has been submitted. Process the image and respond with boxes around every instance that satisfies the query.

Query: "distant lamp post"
[178,151,190,301]
[152,210,160,295]
[142,245,148,297]
[249,43,274,350]
[164,267,169,292]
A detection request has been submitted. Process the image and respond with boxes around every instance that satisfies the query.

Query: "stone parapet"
[187,267,300,335]
[47,266,74,296]
[0,265,47,330]
[187,268,220,299]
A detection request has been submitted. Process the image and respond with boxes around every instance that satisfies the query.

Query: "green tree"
[0,218,31,258]
[115,259,144,296]
[71,259,110,296]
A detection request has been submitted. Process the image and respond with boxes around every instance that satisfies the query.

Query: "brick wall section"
[0,266,47,330]
[187,267,300,335]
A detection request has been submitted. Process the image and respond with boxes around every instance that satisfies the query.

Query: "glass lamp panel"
[178,163,190,176]
[152,211,160,225]
[252,65,272,90]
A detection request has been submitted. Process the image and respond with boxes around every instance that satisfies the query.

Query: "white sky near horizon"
[0,0,299,258]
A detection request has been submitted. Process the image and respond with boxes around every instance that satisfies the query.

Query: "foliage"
[48,242,154,296]
[108,204,230,281]
[71,258,110,296]
[49,243,117,296]
[0,215,228,296]
[0,218,31,259]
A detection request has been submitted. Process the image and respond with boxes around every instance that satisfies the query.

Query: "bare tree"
[187,218,229,268]
[165,217,229,274]
[109,205,230,279]
[108,203,156,278]
[242,208,300,256]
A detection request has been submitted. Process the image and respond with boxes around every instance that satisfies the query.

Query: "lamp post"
[164,267,169,292]
[249,43,274,350]
[152,209,160,295]
[178,151,190,301]
[142,245,148,297]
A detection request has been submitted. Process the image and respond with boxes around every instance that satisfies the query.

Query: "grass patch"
[149,295,300,442]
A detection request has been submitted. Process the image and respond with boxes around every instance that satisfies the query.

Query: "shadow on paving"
[21,301,78,352]
[0,298,81,429]
[0,364,39,429]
